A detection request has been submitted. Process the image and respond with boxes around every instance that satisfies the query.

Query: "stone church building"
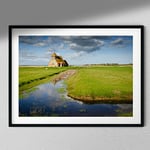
[48,52,69,67]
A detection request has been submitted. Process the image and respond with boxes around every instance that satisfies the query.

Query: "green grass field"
[66,66,133,103]
[19,67,67,92]
[19,66,133,103]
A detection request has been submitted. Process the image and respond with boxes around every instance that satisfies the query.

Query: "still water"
[19,80,132,117]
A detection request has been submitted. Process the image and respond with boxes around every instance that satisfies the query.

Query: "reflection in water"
[19,80,132,117]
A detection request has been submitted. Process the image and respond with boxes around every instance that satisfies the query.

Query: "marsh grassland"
[66,66,132,103]
[19,67,67,92]
[19,65,132,103]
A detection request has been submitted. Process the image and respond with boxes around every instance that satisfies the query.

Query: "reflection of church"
[48,52,69,67]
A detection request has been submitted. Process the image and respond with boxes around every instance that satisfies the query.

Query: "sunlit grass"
[66,66,133,102]
[19,66,67,92]
[19,66,133,103]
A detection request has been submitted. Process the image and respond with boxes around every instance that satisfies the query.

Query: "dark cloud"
[19,36,48,47]
[19,36,39,44]
[19,36,106,53]
[60,36,105,53]
[61,36,111,41]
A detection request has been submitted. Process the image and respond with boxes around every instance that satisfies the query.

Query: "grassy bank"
[19,66,67,92]
[19,66,133,103]
[66,66,133,103]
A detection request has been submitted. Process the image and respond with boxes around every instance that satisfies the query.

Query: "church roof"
[55,58,64,63]
[49,52,69,66]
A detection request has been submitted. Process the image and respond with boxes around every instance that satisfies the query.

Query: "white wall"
[0,0,149,150]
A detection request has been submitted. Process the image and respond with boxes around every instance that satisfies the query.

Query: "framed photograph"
[9,25,144,127]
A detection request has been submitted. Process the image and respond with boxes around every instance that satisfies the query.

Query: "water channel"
[19,80,132,117]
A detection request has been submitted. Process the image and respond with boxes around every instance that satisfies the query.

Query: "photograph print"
[9,25,144,126]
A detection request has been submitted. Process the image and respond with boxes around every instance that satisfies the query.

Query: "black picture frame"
[9,25,144,127]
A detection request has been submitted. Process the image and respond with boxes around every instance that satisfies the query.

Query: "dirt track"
[52,69,77,83]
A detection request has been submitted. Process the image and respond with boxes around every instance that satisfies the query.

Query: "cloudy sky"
[19,36,133,66]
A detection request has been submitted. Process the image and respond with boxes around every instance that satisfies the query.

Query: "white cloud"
[67,51,86,59]
[111,38,123,45]
[34,42,47,47]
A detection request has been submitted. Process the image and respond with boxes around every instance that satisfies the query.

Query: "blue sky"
[19,36,133,66]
